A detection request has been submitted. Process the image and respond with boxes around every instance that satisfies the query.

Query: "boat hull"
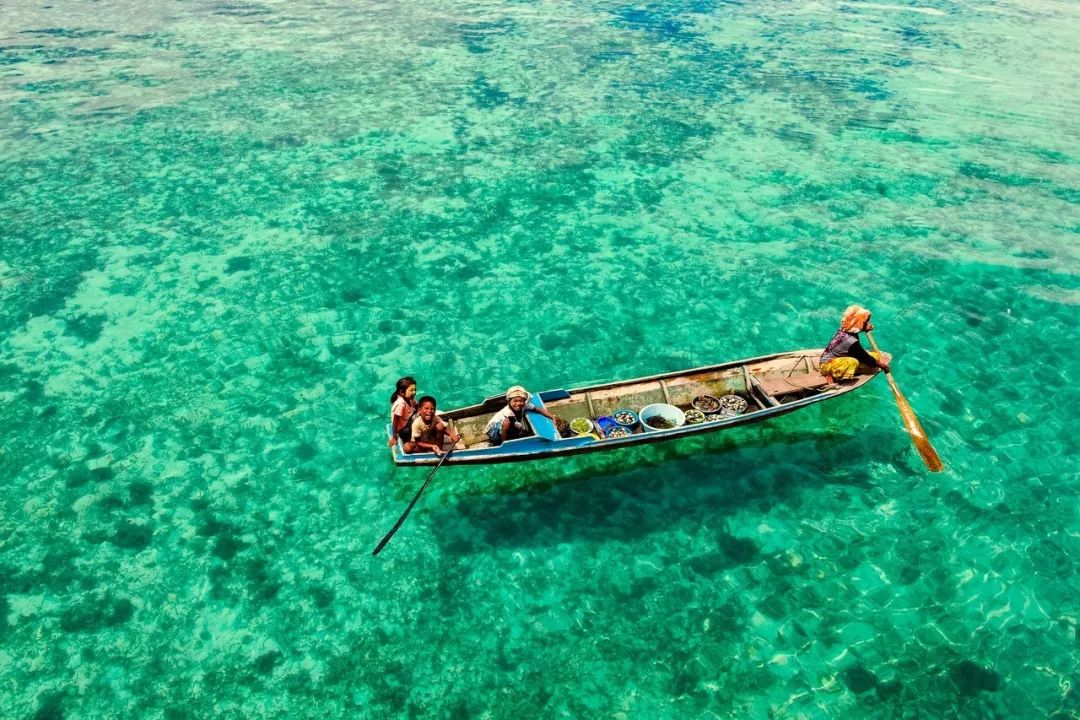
[389,348,879,466]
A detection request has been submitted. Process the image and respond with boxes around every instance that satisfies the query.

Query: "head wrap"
[505,385,530,402]
[840,305,872,333]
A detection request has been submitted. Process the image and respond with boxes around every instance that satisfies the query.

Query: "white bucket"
[639,403,686,432]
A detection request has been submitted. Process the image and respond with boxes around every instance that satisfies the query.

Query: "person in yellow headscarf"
[819,305,891,383]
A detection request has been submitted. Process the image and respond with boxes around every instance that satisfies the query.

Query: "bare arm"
[434,418,460,443]
[404,440,444,455]
[389,413,408,446]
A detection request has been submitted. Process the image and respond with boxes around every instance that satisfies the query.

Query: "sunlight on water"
[1,0,1078,717]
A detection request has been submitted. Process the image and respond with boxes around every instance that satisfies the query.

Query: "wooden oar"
[372,444,456,556]
[866,332,944,472]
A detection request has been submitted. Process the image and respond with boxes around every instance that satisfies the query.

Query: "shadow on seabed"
[390,399,922,555]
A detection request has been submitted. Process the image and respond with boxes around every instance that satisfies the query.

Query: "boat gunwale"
[436,348,820,420]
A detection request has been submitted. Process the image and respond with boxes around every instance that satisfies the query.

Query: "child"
[483,386,558,446]
[388,376,419,447]
[405,396,461,455]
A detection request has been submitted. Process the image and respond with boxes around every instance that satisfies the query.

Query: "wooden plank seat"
[756,372,830,397]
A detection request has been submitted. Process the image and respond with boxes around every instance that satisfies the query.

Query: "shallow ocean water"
[1,0,1078,717]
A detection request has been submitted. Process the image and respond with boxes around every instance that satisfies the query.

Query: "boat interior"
[430,350,854,452]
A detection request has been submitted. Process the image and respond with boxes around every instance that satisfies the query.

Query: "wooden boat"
[388,348,881,466]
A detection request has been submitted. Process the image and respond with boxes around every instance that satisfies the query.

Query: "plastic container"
[639,403,686,432]
[569,417,594,435]
[612,409,639,428]
[595,416,617,436]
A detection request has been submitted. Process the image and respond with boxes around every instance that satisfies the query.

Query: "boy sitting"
[404,396,461,455]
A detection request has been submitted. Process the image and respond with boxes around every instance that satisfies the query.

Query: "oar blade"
[918,444,945,473]
[894,386,945,472]
[526,410,558,441]
[866,332,945,473]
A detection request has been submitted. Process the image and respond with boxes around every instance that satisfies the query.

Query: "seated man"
[404,396,460,455]
[483,386,558,446]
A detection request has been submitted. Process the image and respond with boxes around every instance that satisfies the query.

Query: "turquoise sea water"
[2,0,1078,716]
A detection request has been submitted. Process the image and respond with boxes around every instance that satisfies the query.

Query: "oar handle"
[866,333,901,391]
[865,332,887,367]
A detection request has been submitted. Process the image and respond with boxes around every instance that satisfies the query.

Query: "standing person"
[483,386,559,446]
[819,305,892,384]
[388,376,419,447]
[404,396,460,455]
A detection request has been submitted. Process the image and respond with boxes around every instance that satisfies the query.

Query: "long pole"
[866,332,944,472]
[372,446,455,556]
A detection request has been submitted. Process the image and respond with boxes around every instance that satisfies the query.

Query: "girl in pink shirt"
[388,376,419,446]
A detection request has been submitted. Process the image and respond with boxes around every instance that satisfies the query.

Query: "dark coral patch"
[876,678,903,700]
[842,666,877,694]
[38,545,84,590]
[225,256,253,273]
[244,557,281,601]
[717,532,759,564]
[949,660,1000,695]
[32,691,66,720]
[128,481,153,506]
[109,520,153,548]
[110,520,153,550]
[899,565,921,585]
[59,596,135,632]
[65,313,107,342]
[64,466,94,488]
[309,585,334,609]
[254,650,282,675]
[213,534,249,561]
[688,551,728,577]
